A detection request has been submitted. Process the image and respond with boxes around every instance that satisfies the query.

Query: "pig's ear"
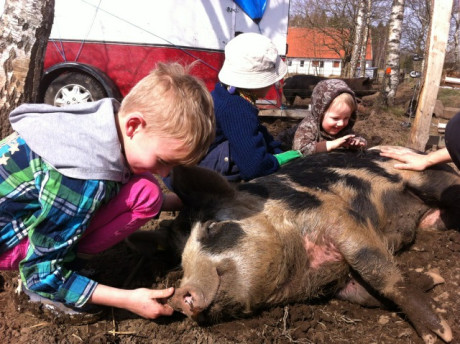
[171,165,236,207]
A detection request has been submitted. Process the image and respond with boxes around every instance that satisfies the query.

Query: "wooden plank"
[258,109,310,119]
[407,0,453,151]
[445,76,460,84]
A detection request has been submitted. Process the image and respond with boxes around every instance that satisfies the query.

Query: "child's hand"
[126,287,175,319]
[344,136,367,148]
[326,134,356,151]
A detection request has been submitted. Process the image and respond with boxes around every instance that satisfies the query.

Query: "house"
[286,27,373,77]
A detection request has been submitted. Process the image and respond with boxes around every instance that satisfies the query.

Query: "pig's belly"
[304,236,344,269]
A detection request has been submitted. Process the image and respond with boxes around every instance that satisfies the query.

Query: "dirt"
[1,83,459,344]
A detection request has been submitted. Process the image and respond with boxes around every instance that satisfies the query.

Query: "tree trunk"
[454,12,460,69]
[348,0,366,78]
[359,0,372,77]
[0,0,54,139]
[381,0,405,107]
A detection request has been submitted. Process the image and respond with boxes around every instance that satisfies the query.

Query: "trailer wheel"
[44,72,107,106]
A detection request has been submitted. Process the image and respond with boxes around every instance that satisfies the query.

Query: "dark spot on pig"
[239,177,322,210]
[199,221,245,254]
[269,184,322,210]
[280,152,401,185]
[238,183,269,198]
[344,175,379,228]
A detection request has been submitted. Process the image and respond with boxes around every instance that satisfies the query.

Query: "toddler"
[292,79,367,155]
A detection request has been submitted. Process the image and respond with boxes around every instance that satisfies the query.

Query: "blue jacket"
[199,83,282,181]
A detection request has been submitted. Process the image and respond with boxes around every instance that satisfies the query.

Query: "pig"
[154,146,458,344]
[343,76,375,97]
[283,74,324,106]
[283,74,376,106]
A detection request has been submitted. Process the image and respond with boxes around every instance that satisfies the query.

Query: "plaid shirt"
[0,132,119,307]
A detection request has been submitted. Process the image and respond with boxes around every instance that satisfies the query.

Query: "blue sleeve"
[260,125,283,154]
[216,96,280,180]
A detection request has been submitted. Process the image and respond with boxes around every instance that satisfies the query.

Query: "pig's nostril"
[184,292,194,308]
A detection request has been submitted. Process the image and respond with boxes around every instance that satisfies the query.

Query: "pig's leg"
[339,226,452,344]
[336,270,445,308]
[335,276,381,307]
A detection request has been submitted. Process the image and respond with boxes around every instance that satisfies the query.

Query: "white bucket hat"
[218,33,287,89]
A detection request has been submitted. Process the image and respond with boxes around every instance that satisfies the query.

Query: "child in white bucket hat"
[198,32,301,181]
[219,32,286,89]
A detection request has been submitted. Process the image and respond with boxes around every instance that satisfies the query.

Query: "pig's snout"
[169,285,207,319]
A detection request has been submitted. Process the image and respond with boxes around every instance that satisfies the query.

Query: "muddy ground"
[1,83,460,344]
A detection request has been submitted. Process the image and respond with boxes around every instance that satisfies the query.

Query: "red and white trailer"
[38,0,290,108]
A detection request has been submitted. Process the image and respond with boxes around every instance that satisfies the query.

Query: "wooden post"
[407,0,453,151]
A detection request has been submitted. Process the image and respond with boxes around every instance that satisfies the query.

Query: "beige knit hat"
[218,33,287,89]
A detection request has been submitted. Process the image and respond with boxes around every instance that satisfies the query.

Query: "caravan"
[39,0,290,108]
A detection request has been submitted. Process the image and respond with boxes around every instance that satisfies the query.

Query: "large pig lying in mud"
[135,147,459,343]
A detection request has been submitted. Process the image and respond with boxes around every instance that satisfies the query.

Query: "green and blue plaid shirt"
[0,132,119,307]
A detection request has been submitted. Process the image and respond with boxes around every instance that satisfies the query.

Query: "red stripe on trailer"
[44,41,225,95]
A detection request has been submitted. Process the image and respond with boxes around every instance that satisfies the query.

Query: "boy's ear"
[125,112,146,138]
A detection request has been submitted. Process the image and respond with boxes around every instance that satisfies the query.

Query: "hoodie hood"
[310,79,357,139]
[9,98,131,183]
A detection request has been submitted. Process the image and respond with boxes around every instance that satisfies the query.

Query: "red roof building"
[286,27,373,77]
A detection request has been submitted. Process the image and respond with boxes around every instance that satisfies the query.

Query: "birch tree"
[347,0,367,77]
[359,0,372,77]
[381,0,405,106]
[0,0,54,138]
[451,1,460,69]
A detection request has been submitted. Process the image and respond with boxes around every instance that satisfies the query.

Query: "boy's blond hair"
[329,92,357,113]
[119,62,215,166]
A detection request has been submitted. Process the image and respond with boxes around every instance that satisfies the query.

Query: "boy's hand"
[90,284,175,319]
[126,287,175,319]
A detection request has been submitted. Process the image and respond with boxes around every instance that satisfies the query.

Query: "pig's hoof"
[406,269,445,292]
[425,271,445,287]
[421,318,452,343]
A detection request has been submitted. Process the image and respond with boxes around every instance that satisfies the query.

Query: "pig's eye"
[203,220,217,233]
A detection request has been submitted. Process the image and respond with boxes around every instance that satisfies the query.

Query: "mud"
[1,83,459,344]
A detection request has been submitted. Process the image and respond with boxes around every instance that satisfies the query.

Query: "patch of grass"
[387,105,406,118]
[437,88,460,107]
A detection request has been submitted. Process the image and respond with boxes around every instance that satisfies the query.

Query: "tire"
[44,72,107,107]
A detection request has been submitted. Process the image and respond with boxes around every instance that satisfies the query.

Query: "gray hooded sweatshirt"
[9,98,131,183]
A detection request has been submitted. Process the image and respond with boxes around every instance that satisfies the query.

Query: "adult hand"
[379,147,429,171]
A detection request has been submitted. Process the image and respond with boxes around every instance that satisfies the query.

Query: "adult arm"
[380,147,452,171]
